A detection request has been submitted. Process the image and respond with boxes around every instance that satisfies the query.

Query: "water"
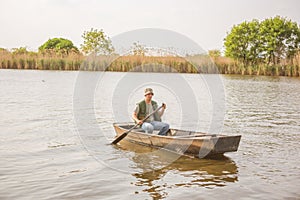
[0,70,299,199]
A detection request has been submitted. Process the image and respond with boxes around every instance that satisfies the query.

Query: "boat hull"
[113,123,241,158]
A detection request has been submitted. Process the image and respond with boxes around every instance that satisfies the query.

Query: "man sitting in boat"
[132,88,170,136]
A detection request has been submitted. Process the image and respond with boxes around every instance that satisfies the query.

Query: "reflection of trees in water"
[118,141,238,200]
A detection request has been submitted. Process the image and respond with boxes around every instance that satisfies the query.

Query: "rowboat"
[113,122,241,158]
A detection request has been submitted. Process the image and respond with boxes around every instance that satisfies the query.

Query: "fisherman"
[132,88,169,136]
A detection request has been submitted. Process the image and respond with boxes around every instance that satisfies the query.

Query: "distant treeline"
[0,49,299,76]
[1,16,300,76]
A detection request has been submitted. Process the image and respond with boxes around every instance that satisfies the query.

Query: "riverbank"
[0,52,299,77]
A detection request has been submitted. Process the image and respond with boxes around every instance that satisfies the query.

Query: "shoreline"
[1,67,299,78]
[0,54,299,77]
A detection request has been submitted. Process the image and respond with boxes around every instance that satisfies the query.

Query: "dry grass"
[0,50,299,76]
[0,50,83,70]
[212,53,300,77]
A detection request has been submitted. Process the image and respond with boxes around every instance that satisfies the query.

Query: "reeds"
[212,53,300,77]
[0,49,299,77]
[107,55,199,73]
[0,49,83,70]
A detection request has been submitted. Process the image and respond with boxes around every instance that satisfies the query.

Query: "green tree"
[12,47,29,55]
[224,16,300,66]
[80,28,114,55]
[208,49,221,59]
[224,19,261,66]
[39,38,79,56]
[131,42,147,56]
[260,16,300,65]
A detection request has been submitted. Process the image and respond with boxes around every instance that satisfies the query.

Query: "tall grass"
[212,53,300,77]
[107,56,199,73]
[0,49,299,77]
[0,50,83,70]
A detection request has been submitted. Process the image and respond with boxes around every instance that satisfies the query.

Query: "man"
[132,88,169,136]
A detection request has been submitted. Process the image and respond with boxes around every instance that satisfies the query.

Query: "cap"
[144,88,154,96]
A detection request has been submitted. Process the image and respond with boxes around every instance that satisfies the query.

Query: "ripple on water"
[1,71,300,199]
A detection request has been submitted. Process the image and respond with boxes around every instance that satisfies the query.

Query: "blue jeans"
[142,121,170,136]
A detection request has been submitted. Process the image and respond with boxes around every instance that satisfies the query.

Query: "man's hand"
[136,119,143,125]
[162,103,166,110]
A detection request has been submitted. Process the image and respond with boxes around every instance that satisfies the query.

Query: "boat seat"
[132,129,171,135]
[133,128,145,132]
[132,128,160,134]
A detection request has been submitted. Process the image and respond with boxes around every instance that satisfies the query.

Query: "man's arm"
[132,105,143,124]
[132,112,142,124]
[157,103,166,117]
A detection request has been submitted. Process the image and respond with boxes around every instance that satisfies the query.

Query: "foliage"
[80,28,114,55]
[39,38,79,56]
[12,47,29,55]
[0,47,9,53]
[224,19,261,66]
[131,42,147,56]
[224,16,300,66]
[208,49,221,59]
[260,16,300,65]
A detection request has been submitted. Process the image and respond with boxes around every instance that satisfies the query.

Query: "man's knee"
[143,123,154,133]
[163,123,169,130]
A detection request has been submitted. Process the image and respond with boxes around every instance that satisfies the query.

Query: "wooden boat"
[113,122,241,158]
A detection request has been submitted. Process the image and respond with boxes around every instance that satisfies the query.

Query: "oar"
[111,104,164,145]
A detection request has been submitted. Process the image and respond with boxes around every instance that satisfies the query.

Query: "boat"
[113,122,241,158]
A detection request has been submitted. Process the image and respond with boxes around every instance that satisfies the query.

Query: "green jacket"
[136,100,161,122]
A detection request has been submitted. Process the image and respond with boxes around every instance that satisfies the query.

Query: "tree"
[11,47,37,57]
[39,38,79,56]
[208,49,221,59]
[224,19,261,66]
[80,28,114,55]
[12,47,29,55]
[260,16,300,65]
[224,16,300,66]
[131,42,147,56]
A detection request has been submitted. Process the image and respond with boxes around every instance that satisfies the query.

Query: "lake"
[0,69,299,199]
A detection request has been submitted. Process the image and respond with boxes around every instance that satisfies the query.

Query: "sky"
[0,0,300,52]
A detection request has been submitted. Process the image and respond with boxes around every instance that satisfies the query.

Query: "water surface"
[0,70,299,199]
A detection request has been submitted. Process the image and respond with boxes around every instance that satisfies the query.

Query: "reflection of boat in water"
[113,122,241,158]
[117,141,238,199]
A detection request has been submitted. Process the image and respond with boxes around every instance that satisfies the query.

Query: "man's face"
[145,93,153,101]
